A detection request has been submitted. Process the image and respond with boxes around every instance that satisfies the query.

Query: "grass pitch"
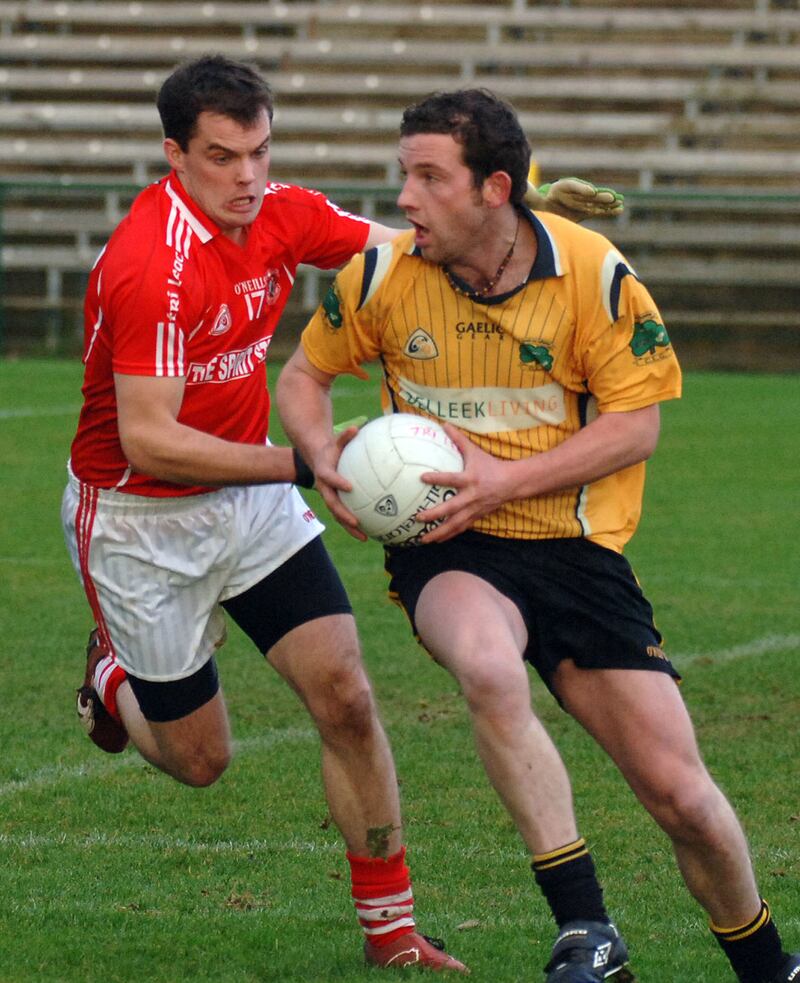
[0,359,798,982]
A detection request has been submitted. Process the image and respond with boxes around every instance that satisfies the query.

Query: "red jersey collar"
[164,171,219,243]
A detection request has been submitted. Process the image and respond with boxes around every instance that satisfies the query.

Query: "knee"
[307,664,377,739]
[172,745,232,788]
[457,662,525,723]
[641,771,727,842]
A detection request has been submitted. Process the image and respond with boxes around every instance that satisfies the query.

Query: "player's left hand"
[415,424,516,543]
[525,177,624,221]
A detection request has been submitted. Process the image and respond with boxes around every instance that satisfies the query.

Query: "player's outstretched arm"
[364,220,404,248]
[524,177,624,222]
[114,373,297,486]
[276,348,368,540]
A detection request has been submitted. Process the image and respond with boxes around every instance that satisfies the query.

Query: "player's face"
[397,133,487,266]
[164,109,271,243]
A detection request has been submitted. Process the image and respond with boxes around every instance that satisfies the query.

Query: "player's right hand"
[312,429,369,541]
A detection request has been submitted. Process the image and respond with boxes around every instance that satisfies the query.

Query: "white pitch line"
[672,632,799,666]
[0,727,316,799]
[0,830,338,855]
[3,635,796,799]
[0,404,81,420]
[0,829,529,867]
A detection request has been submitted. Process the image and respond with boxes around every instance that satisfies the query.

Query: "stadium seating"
[0,0,798,366]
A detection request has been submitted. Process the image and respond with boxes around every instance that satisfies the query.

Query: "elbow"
[276,358,333,415]
[622,426,659,469]
[120,436,157,476]
[119,426,173,479]
[639,429,659,462]
[615,404,661,466]
[274,365,293,415]
[640,412,661,461]
[275,357,305,412]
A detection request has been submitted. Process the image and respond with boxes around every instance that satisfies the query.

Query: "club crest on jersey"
[404,328,439,360]
[264,268,282,305]
[209,303,232,336]
[519,340,553,372]
[322,282,344,329]
[630,317,671,361]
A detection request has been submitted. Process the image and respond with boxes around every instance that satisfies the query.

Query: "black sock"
[712,899,787,983]
[532,838,609,928]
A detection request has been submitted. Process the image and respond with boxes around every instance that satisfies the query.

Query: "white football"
[337,413,464,547]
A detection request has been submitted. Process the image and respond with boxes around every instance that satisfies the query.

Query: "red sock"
[348,847,415,947]
[93,654,126,723]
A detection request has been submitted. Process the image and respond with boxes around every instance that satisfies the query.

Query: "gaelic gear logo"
[322,282,343,329]
[404,328,439,360]
[630,318,670,358]
[519,341,553,372]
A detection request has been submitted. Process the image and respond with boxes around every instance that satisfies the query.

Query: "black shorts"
[222,534,352,655]
[131,536,352,722]
[385,531,679,695]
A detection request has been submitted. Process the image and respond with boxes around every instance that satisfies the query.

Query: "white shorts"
[61,469,324,682]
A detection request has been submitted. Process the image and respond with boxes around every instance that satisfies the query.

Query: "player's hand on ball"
[416,424,514,544]
[524,177,624,221]
[336,414,463,546]
[312,428,369,541]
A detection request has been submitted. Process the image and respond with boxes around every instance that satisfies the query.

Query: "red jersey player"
[71,173,373,496]
[61,54,467,974]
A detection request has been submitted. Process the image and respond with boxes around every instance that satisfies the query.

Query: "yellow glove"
[524,177,624,222]
[333,415,368,433]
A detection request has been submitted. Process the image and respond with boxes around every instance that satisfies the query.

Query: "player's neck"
[222,226,249,247]
[445,209,536,298]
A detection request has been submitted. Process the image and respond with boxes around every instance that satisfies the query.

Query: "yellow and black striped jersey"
[301,209,682,553]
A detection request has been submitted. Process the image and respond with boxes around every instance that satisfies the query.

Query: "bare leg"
[415,572,579,854]
[117,681,232,788]
[266,614,402,857]
[554,661,762,927]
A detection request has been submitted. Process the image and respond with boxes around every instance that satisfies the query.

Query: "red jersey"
[69,173,369,496]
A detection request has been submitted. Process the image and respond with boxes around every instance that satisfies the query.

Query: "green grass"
[1,360,798,982]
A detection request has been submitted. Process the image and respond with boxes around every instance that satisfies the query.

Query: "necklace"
[442,215,520,298]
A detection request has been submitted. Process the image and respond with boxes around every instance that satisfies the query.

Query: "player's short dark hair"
[157,54,274,150]
[399,89,531,206]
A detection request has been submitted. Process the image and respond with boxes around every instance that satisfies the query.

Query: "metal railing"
[2,179,799,366]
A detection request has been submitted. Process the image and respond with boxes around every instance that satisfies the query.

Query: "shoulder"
[100,182,204,302]
[534,210,621,265]
[256,181,354,219]
[255,182,371,256]
[103,180,172,260]
[344,229,419,310]
[260,181,318,207]
[534,211,640,310]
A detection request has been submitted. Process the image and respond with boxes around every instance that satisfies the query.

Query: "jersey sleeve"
[577,246,682,412]
[289,187,370,270]
[100,239,198,379]
[301,238,404,378]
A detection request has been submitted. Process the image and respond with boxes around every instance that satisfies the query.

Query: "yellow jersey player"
[277,88,799,983]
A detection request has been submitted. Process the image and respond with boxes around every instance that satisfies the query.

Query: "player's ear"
[163,138,184,171]
[481,170,513,209]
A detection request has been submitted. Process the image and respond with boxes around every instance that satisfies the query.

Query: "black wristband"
[292,448,315,489]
